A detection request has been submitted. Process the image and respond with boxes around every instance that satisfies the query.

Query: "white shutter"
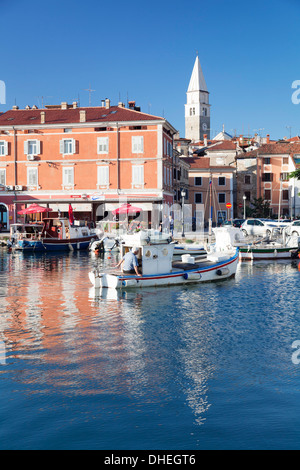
[132,165,143,185]
[0,169,6,185]
[72,139,76,154]
[97,137,108,154]
[132,136,143,153]
[36,140,41,155]
[24,140,28,155]
[60,140,64,154]
[27,168,37,186]
[4,141,8,156]
[63,167,74,185]
[98,166,109,185]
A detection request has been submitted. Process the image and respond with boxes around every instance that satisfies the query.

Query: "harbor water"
[0,247,300,450]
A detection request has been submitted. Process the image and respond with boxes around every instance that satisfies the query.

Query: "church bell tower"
[185,56,211,141]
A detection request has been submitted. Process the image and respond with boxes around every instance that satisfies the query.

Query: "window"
[245,191,251,201]
[262,173,273,182]
[132,136,144,153]
[24,140,40,156]
[218,193,226,203]
[218,176,226,186]
[62,167,74,186]
[60,139,75,155]
[283,157,289,164]
[97,137,109,154]
[282,190,289,200]
[97,166,109,187]
[244,175,251,184]
[202,107,207,116]
[194,177,202,186]
[132,164,144,186]
[280,172,289,181]
[0,169,6,185]
[27,167,38,186]
[0,141,8,156]
[264,157,271,164]
[195,193,202,203]
[264,189,271,200]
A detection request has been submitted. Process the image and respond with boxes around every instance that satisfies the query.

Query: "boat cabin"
[120,231,174,275]
[10,223,43,243]
[41,218,91,240]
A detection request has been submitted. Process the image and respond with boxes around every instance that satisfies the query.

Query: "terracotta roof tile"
[0,105,163,126]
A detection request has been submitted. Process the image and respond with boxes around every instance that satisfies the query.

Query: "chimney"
[40,111,45,124]
[32,105,38,109]
[203,134,207,146]
[118,102,125,108]
[72,101,77,109]
[61,102,68,110]
[105,98,110,109]
[79,109,86,123]
[101,99,105,107]
[266,134,270,144]
[128,101,135,109]
[12,105,19,110]
[25,105,31,110]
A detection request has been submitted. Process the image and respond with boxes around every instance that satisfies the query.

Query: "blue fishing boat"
[14,217,96,252]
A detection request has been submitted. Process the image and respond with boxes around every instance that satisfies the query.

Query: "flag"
[68,204,74,225]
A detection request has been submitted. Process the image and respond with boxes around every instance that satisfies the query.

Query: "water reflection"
[1,248,300,435]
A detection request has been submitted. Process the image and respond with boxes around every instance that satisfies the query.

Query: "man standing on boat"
[115,246,142,276]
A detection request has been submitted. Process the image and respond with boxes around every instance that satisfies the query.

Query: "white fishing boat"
[221,226,300,260]
[89,228,239,289]
[238,235,300,260]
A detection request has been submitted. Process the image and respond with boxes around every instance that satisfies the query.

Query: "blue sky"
[1,0,300,140]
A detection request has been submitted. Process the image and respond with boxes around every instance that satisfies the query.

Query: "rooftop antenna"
[286,125,292,139]
[84,84,95,106]
[36,96,52,108]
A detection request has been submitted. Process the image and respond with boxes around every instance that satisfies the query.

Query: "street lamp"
[181,189,186,238]
[243,195,246,219]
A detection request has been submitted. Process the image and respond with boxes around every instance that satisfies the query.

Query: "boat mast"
[208,172,212,242]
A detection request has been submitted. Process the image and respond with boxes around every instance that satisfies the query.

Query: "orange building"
[240,141,300,218]
[0,100,177,229]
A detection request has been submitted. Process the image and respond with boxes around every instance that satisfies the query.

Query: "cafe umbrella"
[18,203,53,215]
[112,203,142,216]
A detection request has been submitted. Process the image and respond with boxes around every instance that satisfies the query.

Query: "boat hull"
[16,236,94,252]
[239,246,299,260]
[89,249,239,289]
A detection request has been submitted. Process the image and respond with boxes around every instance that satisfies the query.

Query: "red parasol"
[112,203,142,216]
[18,203,53,215]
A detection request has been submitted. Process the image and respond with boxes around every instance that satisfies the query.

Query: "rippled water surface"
[0,248,300,450]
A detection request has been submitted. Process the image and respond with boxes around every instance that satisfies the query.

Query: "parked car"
[241,218,280,237]
[283,220,300,237]
[220,219,245,228]
[232,219,245,228]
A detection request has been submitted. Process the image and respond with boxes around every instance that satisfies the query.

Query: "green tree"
[288,169,300,180]
[248,197,271,218]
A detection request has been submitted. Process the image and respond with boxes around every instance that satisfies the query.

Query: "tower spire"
[185,56,211,141]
